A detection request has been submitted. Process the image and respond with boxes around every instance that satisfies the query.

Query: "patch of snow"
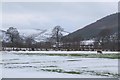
[80,39,95,45]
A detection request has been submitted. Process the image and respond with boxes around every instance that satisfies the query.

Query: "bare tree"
[51,26,64,49]
[95,28,112,50]
[6,27,21,49]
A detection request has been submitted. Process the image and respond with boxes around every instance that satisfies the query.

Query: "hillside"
[62,13,119,42]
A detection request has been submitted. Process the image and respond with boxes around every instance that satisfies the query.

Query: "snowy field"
[7,51,119,54]
[0,51,119,78]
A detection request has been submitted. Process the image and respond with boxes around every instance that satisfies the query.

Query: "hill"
[62,13,119,42]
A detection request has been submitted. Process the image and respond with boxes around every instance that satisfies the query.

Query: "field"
[0,51,119,78]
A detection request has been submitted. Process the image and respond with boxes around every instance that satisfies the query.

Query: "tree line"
[1,26,119,51]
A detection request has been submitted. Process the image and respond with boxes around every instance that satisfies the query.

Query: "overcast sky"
[2,2,118,34]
